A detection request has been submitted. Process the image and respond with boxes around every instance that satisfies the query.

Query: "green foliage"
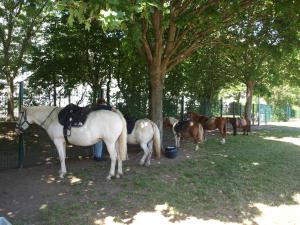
[115,47,149,119]
[29,14,122,104]
[266,84,300,121]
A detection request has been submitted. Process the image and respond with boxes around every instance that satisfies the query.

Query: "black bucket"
[165,146,178,159]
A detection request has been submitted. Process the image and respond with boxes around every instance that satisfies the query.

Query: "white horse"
[127,119,161,166]
[15,106,127,180]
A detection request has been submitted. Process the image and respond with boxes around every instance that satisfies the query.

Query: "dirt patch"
[0,121,278,224]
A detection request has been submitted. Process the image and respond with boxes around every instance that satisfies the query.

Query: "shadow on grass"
[1,126,300,225]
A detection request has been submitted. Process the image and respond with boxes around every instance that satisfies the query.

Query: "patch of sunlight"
[251,193,300,225]
[68,175,82,185]
[7,212,15,218]
[45,157,53,162]
[39,204,48,210]
[97,203,241,225]
[264,136,300,147]
[0,133,15,141]
[213,153,228,158]
[46,175,56,184]
[141,121,149,128]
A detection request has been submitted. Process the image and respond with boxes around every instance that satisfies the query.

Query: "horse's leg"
[203,130,207,141]
[176,135,181,147]
[233,123,237,136]
[115,141,123,178]
[195,141,199,151]
[54,138,67,178]
[219,126,226,144]
[105,142,117,180]
[139,143,149,166]
[145,141,153,166]
[116,151,123,179]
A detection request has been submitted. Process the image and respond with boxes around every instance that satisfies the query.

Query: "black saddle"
[58,104,91,138]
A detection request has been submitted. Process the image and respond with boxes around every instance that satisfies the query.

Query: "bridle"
[16,107,58,133]
[16,109,31,133]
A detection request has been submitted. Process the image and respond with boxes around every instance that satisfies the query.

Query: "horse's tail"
[151,121,161,159]
[115,110,127,161]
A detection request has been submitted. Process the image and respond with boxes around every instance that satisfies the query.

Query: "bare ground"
[0,120,300,225]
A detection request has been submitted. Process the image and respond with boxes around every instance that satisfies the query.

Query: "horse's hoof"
[220,139,226,144]
[106,175,112,181]
[139,161,145,166]
[116,174,122,179]
[59,172,66,178]
[145,162,151,167]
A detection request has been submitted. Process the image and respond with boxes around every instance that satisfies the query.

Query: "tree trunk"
[53,86,57,106]
[7,77,15,121]
[106,74,111,104]
[149,67,164,139]
[244,80,255,120]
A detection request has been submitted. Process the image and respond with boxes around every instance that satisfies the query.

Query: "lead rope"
[40,107,58,128]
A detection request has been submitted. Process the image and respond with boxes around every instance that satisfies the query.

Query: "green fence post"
[252,103,255,125]
[18,81,25,169]
[264,107,267,125]
[257,97,260,126]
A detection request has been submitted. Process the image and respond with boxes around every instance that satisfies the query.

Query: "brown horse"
[187,111,227,144]
[228,117,251,135]
[173,119,204,151]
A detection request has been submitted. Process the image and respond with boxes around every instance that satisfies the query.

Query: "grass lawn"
[5,125,300,225]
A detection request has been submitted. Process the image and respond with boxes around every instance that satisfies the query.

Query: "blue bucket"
[165,146,178,159]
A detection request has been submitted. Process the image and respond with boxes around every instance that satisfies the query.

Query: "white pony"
[15,106,127,180]
[127,119,161,166]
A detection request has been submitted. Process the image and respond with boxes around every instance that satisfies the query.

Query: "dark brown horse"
[163,116,204,150]
[187,111,227,144]
[228,117,251,135]
[172,119,204,151]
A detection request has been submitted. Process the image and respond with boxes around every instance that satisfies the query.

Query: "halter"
[16,109,31,133]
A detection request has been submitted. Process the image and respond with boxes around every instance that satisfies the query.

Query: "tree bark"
[244,80,255,120]
[53,86,57,106]
[7,77,15,121]
[149,67,165,139]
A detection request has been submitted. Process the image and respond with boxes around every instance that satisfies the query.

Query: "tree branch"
[141,18,153,65]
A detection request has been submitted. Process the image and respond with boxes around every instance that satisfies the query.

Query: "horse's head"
[187,111,198,122]
[163,117,178,128]
[15,108,32,135]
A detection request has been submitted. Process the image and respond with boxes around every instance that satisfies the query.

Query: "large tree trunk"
[7,77,15,121]
[149,67,165,139]
[244,80,255,120]
[53,86,57,106]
